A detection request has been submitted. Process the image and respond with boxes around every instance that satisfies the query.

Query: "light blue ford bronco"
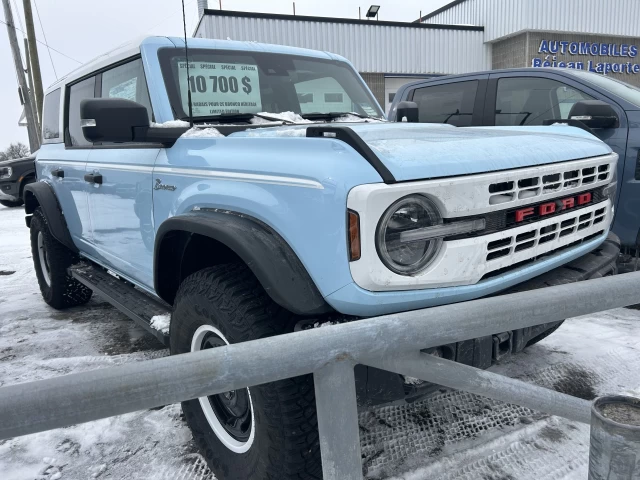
[26,37,620,479]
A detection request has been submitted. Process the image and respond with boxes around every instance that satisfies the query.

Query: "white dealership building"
[194,0,640,112]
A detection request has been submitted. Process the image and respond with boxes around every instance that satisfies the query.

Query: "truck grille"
[486,203,608,262]
[488,161,611,206]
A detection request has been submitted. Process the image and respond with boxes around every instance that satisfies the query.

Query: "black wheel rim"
[201,332,252,442]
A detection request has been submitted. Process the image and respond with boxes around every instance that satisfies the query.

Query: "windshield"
[158,48,384,122]
[566,69,640,108]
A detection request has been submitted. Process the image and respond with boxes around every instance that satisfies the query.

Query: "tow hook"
[492,331,513,361]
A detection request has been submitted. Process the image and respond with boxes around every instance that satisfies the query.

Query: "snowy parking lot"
[1,204,639,480]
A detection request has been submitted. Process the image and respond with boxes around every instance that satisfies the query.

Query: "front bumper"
[0,180,20,200]
[354,232,620,406]
[327,229,612,317]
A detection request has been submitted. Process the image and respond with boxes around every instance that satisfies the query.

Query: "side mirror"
[80,98,150,143]
[569,100,619,129]
[395,101,419,123]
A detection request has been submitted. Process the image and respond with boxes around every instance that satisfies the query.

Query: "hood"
[230,123,612,181]
[0,155,34,168]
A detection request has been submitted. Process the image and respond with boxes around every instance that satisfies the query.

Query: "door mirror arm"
[132,127,190,147]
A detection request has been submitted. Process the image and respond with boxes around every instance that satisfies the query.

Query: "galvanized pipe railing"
[0,271,639,480]
[363,351,593,424]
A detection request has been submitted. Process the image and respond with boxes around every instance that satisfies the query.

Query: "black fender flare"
[24,182,77,252]
[154,211,331,316]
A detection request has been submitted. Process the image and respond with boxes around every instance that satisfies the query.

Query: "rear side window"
[100,58,152,121]
[42,88,61,142]
[67,76,96,147]
[411,81,478,126]
[495,77,593,126]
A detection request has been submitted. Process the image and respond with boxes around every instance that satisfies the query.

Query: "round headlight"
[375,195,443,275]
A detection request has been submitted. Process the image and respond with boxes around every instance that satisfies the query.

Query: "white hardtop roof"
[45,35,340,95]
[45,35,152,94]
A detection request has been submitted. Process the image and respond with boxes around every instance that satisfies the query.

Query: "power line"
[33,0,56,79]
[0,17,81,63]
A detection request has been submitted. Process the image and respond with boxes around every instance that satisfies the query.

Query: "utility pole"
[22,0,43,126]
[1,0,40,151]
[24,37,39,133]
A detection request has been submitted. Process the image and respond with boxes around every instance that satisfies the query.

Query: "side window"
[411,81,478,126]
[100,58,152,121]
[67,76,96,147]
[556,84,593,118]
[42,88,61,142]
[495,77,594,126]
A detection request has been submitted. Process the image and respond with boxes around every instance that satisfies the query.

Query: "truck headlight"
[376,195,443,275]
[0,167,12,179]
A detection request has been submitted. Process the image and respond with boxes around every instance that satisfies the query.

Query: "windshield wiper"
[182,112,296,125]
[300,112,375,121]
[442,109,460,124]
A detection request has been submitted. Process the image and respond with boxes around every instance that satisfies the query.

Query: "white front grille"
[348,199,611,292]
[488,161,612,206]
[347,154,617,292]
[487,205,608,262]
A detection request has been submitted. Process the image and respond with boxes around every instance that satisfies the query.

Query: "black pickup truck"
[0,155,35,207]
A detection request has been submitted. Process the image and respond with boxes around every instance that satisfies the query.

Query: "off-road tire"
[170,264,321,480]
[30,207,92,309]
[0,198,23,208]
[525,320,565,347]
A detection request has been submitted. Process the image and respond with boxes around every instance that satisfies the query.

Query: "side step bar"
[69,263,171,347]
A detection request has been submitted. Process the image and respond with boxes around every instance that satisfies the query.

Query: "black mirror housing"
[80,98,150,143]
[395,101,419,123]
[569,100,619,129]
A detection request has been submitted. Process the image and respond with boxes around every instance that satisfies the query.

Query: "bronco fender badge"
[154,179,177,191]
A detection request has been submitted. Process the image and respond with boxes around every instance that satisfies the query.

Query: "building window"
[42,88,61,141]
[297,93,314,104]
[495,77,593,126]
[411,80,478,126]
[324,93,344,103]
[388,92,395,103]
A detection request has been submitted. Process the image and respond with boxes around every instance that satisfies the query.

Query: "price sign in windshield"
[177,62,262,116]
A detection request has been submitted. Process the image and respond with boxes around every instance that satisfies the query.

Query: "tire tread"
[30,208,92,309]
[171,264,321,480]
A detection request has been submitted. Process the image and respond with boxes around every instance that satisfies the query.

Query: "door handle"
[84,173,103,185]
[51,168,64,178]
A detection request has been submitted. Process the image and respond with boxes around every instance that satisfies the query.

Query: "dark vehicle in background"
[389,68,640,251]
[0,155,35,207]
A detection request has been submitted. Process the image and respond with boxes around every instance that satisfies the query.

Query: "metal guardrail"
[1,272,640,479]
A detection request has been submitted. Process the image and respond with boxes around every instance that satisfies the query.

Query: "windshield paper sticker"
[178,62,262,115]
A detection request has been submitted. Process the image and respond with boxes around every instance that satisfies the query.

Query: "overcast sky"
[0,0,449,150]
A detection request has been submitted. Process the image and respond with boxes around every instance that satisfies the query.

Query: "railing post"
[588,395,640,479]
[313,360,362,480]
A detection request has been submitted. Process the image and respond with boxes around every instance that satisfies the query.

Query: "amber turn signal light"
[348,210,361,261]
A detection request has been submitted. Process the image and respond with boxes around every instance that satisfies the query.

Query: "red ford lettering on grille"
[514,192,592,223]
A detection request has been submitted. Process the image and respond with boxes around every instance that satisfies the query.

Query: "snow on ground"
[0,203,639,480]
